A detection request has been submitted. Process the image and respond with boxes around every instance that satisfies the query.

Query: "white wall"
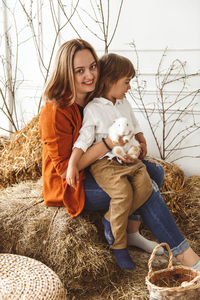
[113,0,200,176]
[0,0,200,176]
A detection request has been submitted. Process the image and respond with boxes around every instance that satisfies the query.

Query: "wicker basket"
[145,243,200,300]
[0,253,67,299]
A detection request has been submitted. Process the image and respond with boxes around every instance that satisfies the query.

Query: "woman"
[39,39,200,270]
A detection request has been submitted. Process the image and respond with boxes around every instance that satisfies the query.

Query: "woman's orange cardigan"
[39,101,85,217]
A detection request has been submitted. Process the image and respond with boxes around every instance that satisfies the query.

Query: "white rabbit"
[108,117,141,160]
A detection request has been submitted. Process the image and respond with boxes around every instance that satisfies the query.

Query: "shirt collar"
[94,97,124,106]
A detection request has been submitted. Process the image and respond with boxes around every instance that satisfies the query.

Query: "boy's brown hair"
[94,53,135,98]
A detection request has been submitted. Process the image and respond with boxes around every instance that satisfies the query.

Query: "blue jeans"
[129,159,164,221]
[142,159,164,190]
[83,159,189,256]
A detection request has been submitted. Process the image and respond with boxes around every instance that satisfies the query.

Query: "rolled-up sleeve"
[40,105,73,175]
[73,107,96,152]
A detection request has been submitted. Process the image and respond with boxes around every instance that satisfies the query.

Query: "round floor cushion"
[0,253,67,299]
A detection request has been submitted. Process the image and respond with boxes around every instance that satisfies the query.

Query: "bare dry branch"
[129,43,200,162]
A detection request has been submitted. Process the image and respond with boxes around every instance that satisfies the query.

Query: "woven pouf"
[0,254,67,299]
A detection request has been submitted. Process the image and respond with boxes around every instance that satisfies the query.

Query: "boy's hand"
[121,155,137,164]
[139,142,147,159]
[66,163,79,189]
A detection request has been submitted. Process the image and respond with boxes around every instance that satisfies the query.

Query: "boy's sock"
[191,259,200,271]
[102,217,114,245]
[127,231,164,255]
[112,248,136,270]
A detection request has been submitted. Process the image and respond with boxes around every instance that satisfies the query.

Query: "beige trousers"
[90,158,153,249]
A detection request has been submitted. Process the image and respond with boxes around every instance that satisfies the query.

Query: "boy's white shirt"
[73,97,142,159]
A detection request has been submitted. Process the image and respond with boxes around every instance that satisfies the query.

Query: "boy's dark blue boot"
[102,217,114,245]
[112,248,136,270]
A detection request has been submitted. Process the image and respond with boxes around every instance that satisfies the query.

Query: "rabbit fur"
[108,117,141,160]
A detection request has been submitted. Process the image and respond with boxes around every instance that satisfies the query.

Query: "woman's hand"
[66,163,79,189]
[64,147,84,188]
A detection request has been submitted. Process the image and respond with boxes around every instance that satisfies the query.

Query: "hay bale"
[144,158,200,245]
[0,115,42,189]
[160,160,185,213]
[0,177,170,300]
[0,179,119,297]
[0,176,199,299]
[173,175,200,244]
[103,170,200,300]
[0,118,199,299]
[146,157,188,215]
[159,161,200,230]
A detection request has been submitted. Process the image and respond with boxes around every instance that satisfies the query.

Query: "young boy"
[67,53,154,270]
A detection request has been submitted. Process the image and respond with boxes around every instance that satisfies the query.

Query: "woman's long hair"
[43,39,99,107]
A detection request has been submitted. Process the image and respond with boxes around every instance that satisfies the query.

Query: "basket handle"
[148,242,173,278]
[181,274,200,287]
[187,274,200,285]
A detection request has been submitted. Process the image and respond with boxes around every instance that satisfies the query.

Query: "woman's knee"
[142,159,164,189]
[134,167,153,189]
[136,189,163,213]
